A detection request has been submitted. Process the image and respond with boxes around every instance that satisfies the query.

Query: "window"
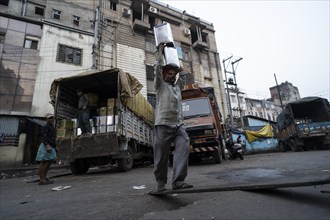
[149,16,156,29]
[53,9,61,19]
[0,0,9,6]
[147,93,156,109]
[133,10,142,21]
[181,47,190,61]
[201,32,208,43]
[90,20,95,28]
[56,44,82,65]
[110,1,117,11]
[35,7,44,16]
[146,65,154,80]
[0,32,5,44]
[230,95,236,103]
[24,37,39,49]
[73,15,80,26]
[145,38,156,53]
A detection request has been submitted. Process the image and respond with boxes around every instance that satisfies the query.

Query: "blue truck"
[277,97,330,151]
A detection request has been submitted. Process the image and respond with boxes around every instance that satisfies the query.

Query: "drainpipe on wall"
[92,7,99,70]
[21,0,27,16]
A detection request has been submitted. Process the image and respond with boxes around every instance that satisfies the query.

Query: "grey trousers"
[153,125,190,188]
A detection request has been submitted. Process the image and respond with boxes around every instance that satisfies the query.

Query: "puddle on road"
[206,168,283,182]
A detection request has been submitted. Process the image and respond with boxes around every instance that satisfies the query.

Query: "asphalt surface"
[1,150,330,220]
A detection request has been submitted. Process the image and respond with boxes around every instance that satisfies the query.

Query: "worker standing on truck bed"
[151,42,193,193]
[76,89,91,135]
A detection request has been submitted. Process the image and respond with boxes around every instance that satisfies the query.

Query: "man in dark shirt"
[35,114,57,185]
[76,89,91,134]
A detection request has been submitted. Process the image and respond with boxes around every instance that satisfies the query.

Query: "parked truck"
[50,68,154,174]
[277,96,330,151]
[173,83,224,164]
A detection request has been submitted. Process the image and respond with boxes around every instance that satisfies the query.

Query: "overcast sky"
[160,0,330,101]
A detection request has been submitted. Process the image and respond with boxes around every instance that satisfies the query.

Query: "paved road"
[1,150,329,220]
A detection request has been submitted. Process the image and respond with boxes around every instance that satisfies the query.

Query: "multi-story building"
[225,89,246,127]
[0,0,228,165]
[1,0,228,118]
[245,98,282,122]
[269,81,301,106]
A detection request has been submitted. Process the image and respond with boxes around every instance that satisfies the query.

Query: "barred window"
[56,44,82,65]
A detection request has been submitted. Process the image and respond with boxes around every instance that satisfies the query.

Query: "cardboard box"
[98,125,115,133]
[99,107,108,116]
[154,23,174,46]
[98,116,117,125]
[57,128,73,138]
[107,98,116,108]
[58,119,74,129]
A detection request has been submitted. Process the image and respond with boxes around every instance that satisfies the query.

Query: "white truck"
[50,68,154,174]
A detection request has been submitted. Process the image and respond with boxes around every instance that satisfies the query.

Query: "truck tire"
[213,147,222,164]
[278,141,286,152]
[70,158,89,175]
[117,146,134,172]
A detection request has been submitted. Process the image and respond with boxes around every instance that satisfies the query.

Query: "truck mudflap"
[56,133,119,160]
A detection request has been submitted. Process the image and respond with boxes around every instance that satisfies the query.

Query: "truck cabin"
[181,83,222,134]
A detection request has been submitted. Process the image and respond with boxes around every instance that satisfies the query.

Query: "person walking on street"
[152,43,193,193]
[76,89,91,134]
[35,114,57,185]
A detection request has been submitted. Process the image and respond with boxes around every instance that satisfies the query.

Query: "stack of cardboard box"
[97,98,117,133]
[57,119,74,138]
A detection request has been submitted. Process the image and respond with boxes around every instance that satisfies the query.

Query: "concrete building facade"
[245,98,282,122]
[269,81,301,106]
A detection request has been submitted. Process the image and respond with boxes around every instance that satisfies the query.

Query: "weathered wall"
[31,25,94,117]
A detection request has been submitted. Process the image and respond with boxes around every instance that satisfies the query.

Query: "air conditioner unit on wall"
[148,6,158,14]
[184,28,191,36]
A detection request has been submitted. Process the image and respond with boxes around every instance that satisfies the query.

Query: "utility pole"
[274,73,284,109]
[231,58,244,129]
[223,55,233,127]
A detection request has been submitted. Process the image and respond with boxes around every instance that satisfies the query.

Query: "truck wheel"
[213,147,222,164]
[278,142,286,152]
[118,146,133,172]
[70,158,89,175]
